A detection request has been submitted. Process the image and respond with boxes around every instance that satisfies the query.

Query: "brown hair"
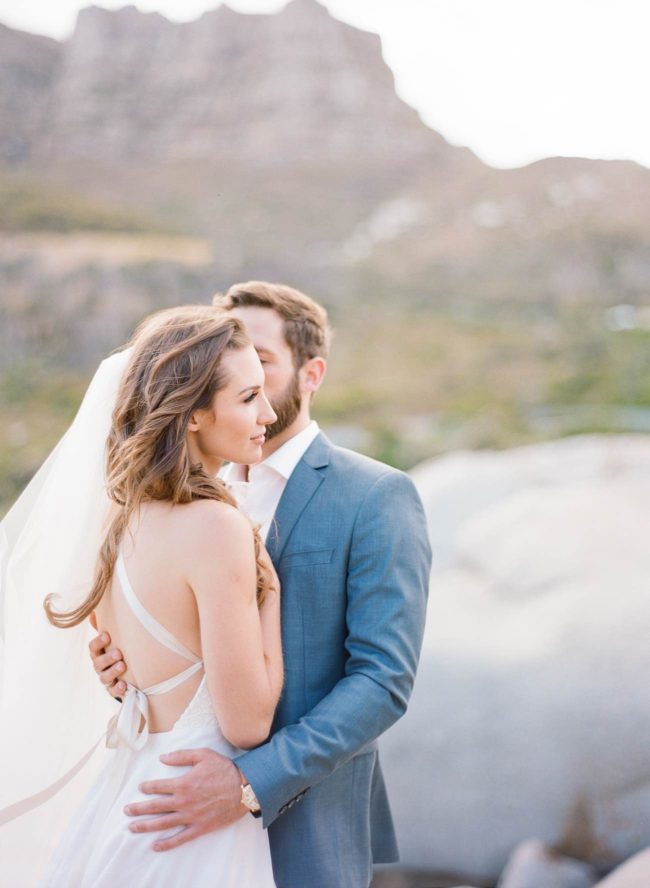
[45,305,272,628]
[214,281,331,369]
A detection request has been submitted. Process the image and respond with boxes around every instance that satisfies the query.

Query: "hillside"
[1,0,649,514]
[0,1,647,309]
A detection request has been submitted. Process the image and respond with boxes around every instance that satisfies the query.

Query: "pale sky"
[1,0,649,170]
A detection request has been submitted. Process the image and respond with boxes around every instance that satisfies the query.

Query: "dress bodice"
[171,675,220,732]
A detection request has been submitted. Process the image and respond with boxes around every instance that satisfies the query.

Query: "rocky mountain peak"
[282,0,332,17]
[0,23,61,164]
[0,1,450,171]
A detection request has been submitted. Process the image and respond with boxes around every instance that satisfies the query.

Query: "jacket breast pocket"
[279,547,334,567]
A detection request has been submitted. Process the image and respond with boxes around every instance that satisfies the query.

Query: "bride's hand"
[88,631,127,697]
[124,748,246,850]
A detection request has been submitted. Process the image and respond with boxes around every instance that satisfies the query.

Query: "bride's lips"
[250,433,266,445]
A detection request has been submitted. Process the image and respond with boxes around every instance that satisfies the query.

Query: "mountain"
[0,23,61,164]
[1,1,650,511]
[0,0,649,369]
[49,0,450,171]
[0,0,460,174]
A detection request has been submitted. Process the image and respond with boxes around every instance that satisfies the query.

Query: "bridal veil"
[0,349,130,885]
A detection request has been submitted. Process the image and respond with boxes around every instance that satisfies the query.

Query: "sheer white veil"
[0,348,131,886]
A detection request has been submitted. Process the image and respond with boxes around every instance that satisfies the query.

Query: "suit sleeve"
[233,470,432,828]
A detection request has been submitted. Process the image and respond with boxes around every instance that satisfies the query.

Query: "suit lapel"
[266,432,331,565]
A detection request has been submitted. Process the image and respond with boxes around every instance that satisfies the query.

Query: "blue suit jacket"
[234,432,431,888]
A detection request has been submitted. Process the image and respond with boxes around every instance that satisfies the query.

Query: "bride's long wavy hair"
[45,305,273,628]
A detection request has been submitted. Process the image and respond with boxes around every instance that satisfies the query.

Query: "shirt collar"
[221,421,320,484]
[259,420,320,481]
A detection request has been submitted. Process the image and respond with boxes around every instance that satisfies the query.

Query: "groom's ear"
[299,357,327,395]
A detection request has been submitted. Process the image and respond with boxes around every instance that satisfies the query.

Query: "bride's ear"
[187,411,202,432]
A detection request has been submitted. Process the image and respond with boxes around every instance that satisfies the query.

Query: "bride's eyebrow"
[238,384,261,395]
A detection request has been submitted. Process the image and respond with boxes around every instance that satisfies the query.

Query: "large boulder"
[595,848,650,886]
[497,840,597,888]
[382,435,650,884]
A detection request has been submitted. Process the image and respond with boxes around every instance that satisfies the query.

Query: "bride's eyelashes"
[244,391,259,403]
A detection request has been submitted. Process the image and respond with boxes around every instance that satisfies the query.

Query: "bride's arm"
[188,500,283,750]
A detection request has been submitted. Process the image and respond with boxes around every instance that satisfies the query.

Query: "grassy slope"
[3,302,650,516]
[1,166,649,516]
[0,171,180,234]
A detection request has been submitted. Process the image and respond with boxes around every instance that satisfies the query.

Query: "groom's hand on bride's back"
[88,630,127,698]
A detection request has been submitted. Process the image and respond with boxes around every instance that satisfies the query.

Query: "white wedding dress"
[39,549,276,888]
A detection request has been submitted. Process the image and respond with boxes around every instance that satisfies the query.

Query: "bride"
[0,306,282,886]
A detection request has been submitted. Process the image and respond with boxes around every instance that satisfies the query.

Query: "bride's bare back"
[94,498,282,742]
[94,500,203,732]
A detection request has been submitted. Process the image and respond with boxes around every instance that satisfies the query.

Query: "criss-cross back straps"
[115,550,201,664]
[108,551,205,751]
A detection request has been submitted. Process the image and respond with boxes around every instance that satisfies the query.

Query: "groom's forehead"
[230,305,291,354]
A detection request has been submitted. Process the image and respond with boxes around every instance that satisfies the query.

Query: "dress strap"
[143,661,204,696]
[105,663,205,752]
[115,551,201,664]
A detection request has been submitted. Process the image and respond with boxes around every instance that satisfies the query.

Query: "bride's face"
[187,344,276,473]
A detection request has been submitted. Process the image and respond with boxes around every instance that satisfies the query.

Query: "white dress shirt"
[221,420,320,542]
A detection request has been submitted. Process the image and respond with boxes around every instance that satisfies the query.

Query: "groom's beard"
[265,370,302,441]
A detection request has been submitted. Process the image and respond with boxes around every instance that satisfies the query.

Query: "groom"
[90,281,432,888]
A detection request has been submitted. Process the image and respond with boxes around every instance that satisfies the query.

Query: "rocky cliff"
[0,23,61,164]
[0,1,649,380]
[0,0,454,173]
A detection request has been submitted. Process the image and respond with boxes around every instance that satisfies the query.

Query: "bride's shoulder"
[180,499,253,554]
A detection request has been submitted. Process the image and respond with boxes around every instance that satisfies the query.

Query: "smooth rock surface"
[497,839,597,888]
[595,848,650,887]
[381,436,650,883]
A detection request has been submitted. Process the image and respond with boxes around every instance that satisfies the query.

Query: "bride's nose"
[259,393,277,427]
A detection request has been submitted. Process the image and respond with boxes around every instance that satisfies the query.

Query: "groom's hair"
[213,281,331,369]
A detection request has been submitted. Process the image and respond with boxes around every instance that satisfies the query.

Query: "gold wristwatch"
[240,782,261,815]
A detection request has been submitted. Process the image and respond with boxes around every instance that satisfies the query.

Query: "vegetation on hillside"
[0,173,179,234]
[3,301,649,517]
